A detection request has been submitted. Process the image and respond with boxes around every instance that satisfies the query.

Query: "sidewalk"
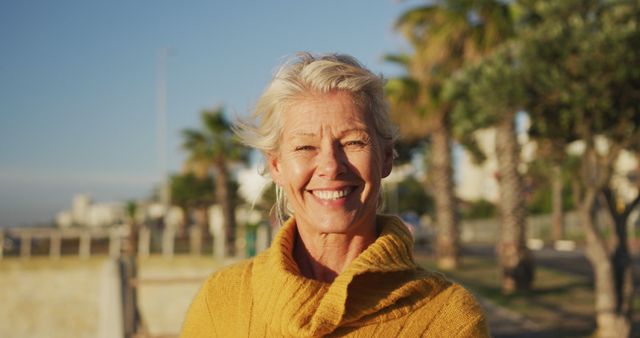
[479,297,544,338]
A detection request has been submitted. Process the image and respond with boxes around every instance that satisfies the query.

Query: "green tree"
[517,0,583,244]
[527,136,578,241]
[516,1,640,336]
[388,0,514,270]
[169,172,215,233]
[182,107,249,256]
[526,155,578,217]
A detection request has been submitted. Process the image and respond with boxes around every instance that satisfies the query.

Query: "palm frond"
[383,53,412,69]
[385,77,421,105]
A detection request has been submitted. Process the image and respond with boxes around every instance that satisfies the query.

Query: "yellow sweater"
[181,215,489,337]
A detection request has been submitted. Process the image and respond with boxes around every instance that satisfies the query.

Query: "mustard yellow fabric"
[181,215,489,337]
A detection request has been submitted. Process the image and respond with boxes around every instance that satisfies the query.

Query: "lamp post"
[156,48,171,208]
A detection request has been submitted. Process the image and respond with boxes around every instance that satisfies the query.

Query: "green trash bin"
[245,223,258,257]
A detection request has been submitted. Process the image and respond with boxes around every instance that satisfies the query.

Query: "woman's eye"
[294,145,315,151]
[344,140,367,147]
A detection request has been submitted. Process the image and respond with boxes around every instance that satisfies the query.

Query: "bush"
[461,199,497,220]
[384,176,434,215]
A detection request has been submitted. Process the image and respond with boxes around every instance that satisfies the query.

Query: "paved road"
[478,297,550,338]
[461,244,640,286]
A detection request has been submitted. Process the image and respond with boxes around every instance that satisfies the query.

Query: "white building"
[457,117,638,205]
[456,125,536,203]
[56,194,125,228]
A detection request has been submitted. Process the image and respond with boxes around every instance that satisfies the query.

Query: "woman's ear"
[381,146,393,178]
[267,152,283,186]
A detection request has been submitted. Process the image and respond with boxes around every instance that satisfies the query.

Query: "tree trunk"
[194,207,208,238]
[215,164,236,257]
[578,196,634,338]
[575,141,636,338]
[429,122,460,270]
[595,188,638,338]
[551,163,565,242]
[592,255,631,338]
[495,115,534,294]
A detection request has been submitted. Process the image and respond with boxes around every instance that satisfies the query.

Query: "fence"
[4,210,636,260]
[0,224,271,260]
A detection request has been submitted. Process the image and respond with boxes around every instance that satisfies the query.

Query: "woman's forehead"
[287,126,371,138]
[280,92,374,133]
[283,115,372,136]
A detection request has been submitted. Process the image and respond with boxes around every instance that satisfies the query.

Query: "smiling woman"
[269,90,391,281]
[180,53,489,337]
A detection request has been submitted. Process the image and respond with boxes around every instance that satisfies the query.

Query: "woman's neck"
[293,224,377,283]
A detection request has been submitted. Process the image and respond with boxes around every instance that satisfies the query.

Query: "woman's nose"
[317,144,346,178]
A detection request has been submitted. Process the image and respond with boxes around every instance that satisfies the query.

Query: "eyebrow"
[340,127,370,136]
[290,127,370,137]
[291,131,317,137]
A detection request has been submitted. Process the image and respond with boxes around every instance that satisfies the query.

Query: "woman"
[181,53,489,337]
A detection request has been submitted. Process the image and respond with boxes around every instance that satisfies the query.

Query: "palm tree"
[445,41,535,293]
[169,172,216,235]
[182,107,248,256]
[388,0,514,270]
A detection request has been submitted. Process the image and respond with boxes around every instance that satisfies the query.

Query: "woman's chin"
[301,211,375,236]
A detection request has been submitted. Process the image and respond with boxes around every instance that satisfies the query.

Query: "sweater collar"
[251,215,440,336]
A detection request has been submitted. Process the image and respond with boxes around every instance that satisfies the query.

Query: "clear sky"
[0,0,417,227]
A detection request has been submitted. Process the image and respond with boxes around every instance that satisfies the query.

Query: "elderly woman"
[181,53,488,337]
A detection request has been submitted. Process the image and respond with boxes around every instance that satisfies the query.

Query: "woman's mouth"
[311,187,354,201]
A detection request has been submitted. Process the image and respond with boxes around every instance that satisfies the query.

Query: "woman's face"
[268,91,392,237]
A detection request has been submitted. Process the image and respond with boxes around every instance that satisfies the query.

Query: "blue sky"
[0,1,417,227]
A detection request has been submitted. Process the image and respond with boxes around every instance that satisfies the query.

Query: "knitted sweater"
[181,215,489,337]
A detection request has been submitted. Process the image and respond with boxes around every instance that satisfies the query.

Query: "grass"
[415,255,604,337]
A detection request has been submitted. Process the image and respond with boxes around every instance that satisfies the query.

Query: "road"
[461,244,640,286]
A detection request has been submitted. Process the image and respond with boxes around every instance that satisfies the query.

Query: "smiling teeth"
[313,188,352,200]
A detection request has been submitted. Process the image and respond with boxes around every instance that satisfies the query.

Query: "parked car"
[400,212,433,246]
